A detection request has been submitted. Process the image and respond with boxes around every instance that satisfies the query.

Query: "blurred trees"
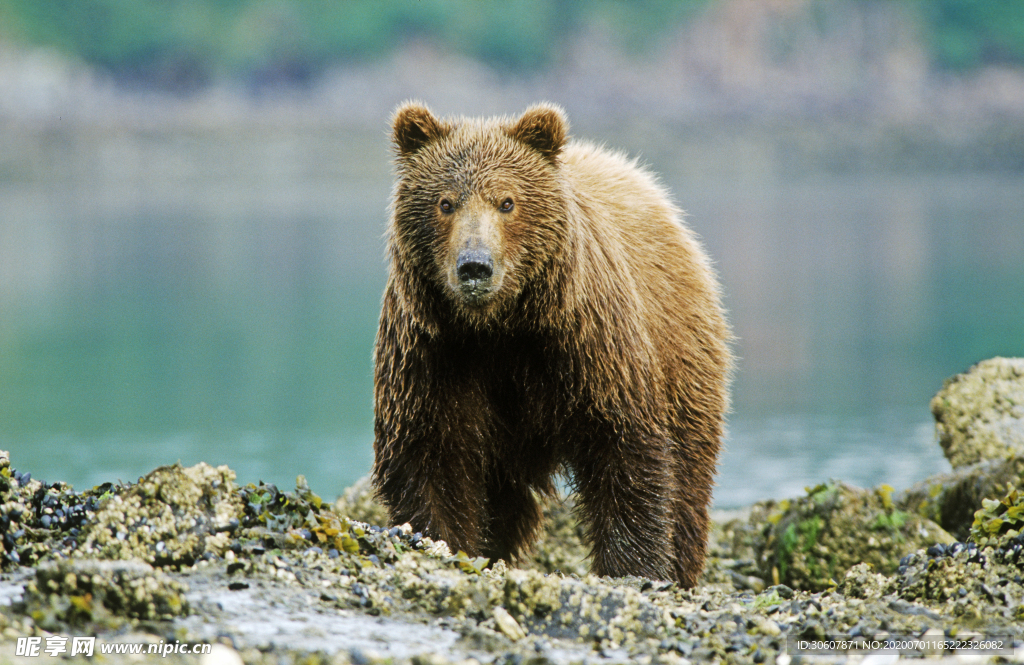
[0,0,707,89]
[924,0,1024,70]
[0,0,1022,91]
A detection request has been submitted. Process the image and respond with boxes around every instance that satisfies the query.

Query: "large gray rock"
[930,357,1024,469]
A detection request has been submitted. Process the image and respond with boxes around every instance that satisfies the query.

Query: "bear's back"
[558,140,717,316]
[560,140,680,230]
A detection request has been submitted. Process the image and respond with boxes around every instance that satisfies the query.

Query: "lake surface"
[1,123,1022,507]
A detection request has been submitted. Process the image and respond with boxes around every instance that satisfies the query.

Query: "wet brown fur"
[372,101,731,587]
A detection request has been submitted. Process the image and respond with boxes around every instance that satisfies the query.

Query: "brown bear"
[372,102,731,587]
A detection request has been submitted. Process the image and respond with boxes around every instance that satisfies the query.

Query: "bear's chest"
[438,332,572,427]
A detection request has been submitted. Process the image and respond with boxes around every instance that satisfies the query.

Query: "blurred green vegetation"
[0,0,709,89]
[0,0,1022,89]
[924,0,1024,70]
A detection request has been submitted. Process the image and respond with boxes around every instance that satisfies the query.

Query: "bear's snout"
[456,249,494,283]
[452,246,501,306]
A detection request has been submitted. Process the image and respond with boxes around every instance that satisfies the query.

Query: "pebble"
[200,644,245,665]
[493,607,526,641]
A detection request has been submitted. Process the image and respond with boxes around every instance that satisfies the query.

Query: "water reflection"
[677,173,1024,418]
[721,412,948,507]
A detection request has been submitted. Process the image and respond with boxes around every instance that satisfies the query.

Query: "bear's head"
[388,102,570,329]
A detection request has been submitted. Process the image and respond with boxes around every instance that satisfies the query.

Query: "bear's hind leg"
[669,439,715,588]
[670,495,710,588]
[570,432,676,582]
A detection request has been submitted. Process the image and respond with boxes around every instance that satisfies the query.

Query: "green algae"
[971,487,1024,548]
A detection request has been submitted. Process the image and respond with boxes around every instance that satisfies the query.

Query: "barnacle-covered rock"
[332,476,591,577]
[839,562,897,599]
[737,481,953,591]
[0,456,101,568]
[898,455,1024,541]
[931,357,1024,469]
[25,559,188,630]
[502,568,669,644]
[896,542,1024,623]
[333,475,390,527]
[522,494,589,577]
[76,462,242,566]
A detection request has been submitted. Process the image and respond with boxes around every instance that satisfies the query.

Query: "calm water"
[1,125,1022,507]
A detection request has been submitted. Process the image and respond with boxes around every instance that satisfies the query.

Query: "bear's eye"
[439,199,453,213]
[500,198,514,212]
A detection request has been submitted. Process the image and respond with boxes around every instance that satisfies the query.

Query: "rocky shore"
[1,358,1023,664]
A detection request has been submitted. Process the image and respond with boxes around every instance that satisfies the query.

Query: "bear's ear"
[392,102,449,157]
[507,103,569,162]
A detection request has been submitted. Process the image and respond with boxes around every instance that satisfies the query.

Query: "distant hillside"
[0,0,1022,91]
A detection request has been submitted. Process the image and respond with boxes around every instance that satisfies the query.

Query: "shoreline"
[5,117,1024,191]
[0,358,1022,663]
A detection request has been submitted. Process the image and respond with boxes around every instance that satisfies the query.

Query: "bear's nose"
[456,249,493,282]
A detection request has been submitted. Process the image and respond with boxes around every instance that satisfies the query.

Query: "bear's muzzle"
[455,248,495,303]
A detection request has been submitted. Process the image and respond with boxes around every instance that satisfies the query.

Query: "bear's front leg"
[373,436,488,555]
[570,429,677,582]
[373,313,491,555]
